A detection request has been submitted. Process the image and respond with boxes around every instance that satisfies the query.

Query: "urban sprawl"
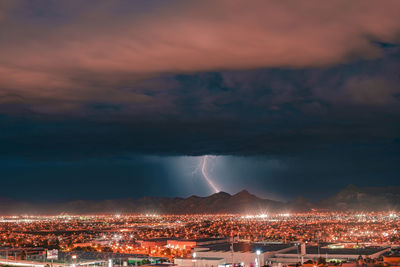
[0,212,399,267]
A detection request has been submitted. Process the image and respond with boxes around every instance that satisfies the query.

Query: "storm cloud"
[1,0,400,106]
[0,1,400,200]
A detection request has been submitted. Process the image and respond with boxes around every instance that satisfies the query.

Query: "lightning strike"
[201,155,220,193]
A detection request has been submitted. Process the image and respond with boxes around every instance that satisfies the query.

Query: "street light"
[193,252,197,267]
[256,250,262,267]
[71,254,77,267]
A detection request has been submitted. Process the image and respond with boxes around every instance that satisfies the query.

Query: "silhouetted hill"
[318,184,400,211]
[1,185,400,214]
[286,196,315,211]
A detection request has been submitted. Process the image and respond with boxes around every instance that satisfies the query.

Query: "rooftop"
[282,246,388,256]
[184,238,227,243]
[142,264,177,267]
[142,237,177,242]
[176,257,224,261]
[198,242,293,253]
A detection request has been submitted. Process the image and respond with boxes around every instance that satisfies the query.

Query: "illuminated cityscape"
[0,213,399,267]
[2,1,400,267]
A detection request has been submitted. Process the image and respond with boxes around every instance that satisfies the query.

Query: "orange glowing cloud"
[0,0,400,111]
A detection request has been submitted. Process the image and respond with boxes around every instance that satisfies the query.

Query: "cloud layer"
[1,1,400,200]
[0,0,399,159]
[1,0,400,111]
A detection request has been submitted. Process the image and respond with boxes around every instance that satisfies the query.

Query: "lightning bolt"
[201,155,220,193]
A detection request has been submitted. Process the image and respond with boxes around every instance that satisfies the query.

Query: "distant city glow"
[0,212,399,264]
[241,213,269,219]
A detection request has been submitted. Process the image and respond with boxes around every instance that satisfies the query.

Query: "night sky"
[1,1,400,202]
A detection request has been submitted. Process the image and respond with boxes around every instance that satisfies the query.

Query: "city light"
[0,212,399,267]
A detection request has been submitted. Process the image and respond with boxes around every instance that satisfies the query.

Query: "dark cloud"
[0,46,400,159]
[1,1,400,110]
[0,1,400,200]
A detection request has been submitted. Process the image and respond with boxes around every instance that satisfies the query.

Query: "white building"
[269,245,390,266]
[174,257,224,267]
[192,242,295,267]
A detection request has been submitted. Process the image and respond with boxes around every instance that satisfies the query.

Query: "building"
[140,238,172,249]
[382,248,400,266]
[167,240,197,250]
[168,239,228,251]
[142,264,177,267]
[174,257,224,267]
[0,247,46,261]
[270,245,390,266]
[193,242,295,267]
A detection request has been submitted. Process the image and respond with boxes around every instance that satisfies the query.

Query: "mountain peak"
[233,189,254,198]
[210,191,231,198]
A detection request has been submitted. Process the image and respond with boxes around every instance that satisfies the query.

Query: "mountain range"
[1,185,399,214]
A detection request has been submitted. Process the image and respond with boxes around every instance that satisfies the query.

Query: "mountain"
[318,184,400,211]
[0,190,284,215]
[286,196,315,211]
[1,185,400,214]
